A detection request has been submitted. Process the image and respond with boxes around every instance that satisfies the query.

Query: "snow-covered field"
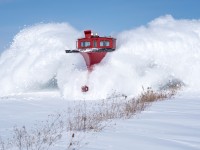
[1,15,200,149]
[0,90,200,150]
[82,92,200,150]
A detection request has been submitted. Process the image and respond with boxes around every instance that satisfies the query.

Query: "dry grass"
[0,88,178,150]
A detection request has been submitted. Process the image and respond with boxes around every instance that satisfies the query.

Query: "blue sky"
[0,0,200,52]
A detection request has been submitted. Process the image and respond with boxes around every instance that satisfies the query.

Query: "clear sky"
[0,0,200,52]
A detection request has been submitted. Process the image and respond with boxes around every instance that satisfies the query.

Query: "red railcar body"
[65,30,116,92]
[77,30,116,50]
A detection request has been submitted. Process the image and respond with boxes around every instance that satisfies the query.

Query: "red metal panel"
[78,37,116,49]
[80,52,107,71]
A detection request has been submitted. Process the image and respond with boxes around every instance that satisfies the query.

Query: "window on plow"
[81,41,91,47]
[100,41,110,47]
[93,40,97,47]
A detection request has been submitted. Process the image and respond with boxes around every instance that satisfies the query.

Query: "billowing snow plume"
[82,15,200,99]
[0,23,83,96]
[1,15,200,99]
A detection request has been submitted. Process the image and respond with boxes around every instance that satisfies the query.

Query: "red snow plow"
[65,30,116,92]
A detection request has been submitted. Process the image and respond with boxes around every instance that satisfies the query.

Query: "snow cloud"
[1,15,200,99]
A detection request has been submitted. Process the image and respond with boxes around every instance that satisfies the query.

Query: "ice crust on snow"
[1,15,200,99]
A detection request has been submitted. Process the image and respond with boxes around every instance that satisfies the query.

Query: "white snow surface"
[0,15,200,149]
[82,92,200,150]
[0,91,200,150]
